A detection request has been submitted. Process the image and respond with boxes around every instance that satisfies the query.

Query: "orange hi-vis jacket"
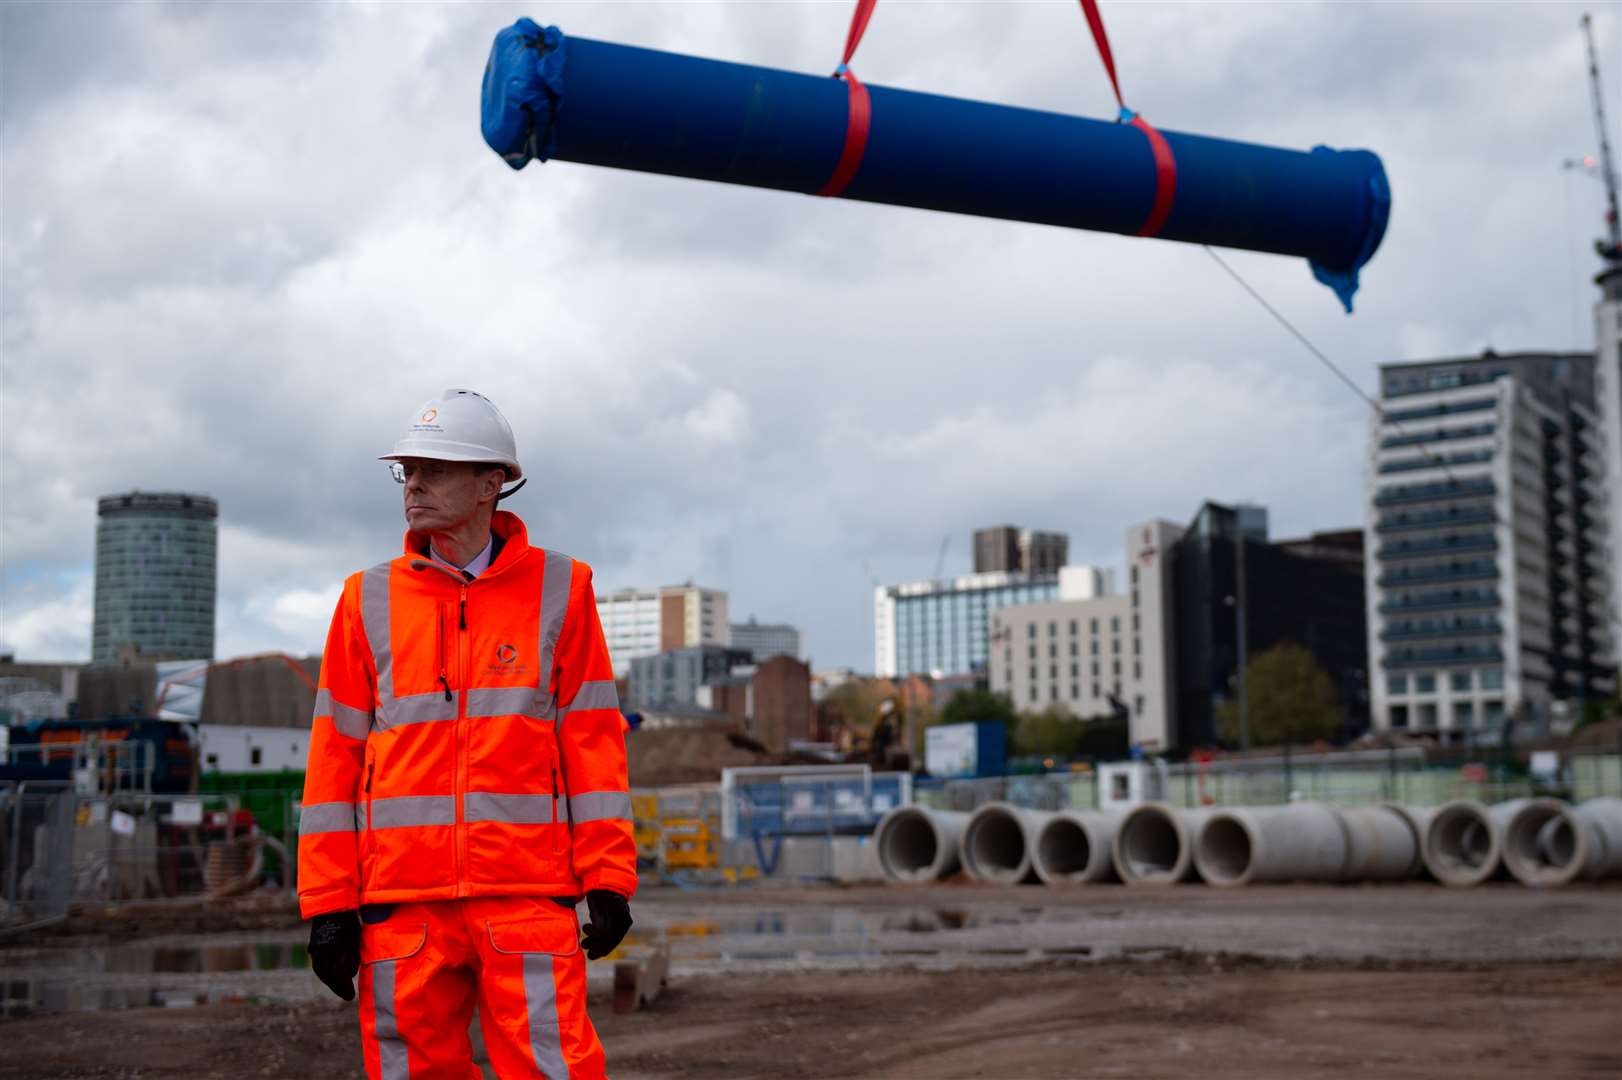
[298,511,636,919]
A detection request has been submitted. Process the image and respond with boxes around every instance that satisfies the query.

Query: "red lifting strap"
[1079,0,1126,113]
[1128,115,1176,237]
[816,0,879,198]
[1078,0,1177,237]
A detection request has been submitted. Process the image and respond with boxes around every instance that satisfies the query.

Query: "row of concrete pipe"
[872,797,1622,888]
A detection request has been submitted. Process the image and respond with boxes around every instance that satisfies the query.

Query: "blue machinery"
[482,15,1390,310]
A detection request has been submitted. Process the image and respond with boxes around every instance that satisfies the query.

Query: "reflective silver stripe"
[361,563,394,702]
[370,795,455,830]
[536,550,574,717]
[299,801,360,836]
[314,689,372,741]
[562,679,619,718]
[523,952,568,1080]
[465,686,541,719]
[375,691,458,732]
[465,792,556,825]
[372,958,409,1080]
[568,790,632,824]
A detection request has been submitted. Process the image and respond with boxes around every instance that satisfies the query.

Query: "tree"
[824,679,887,741]
[1011,704,1080,757]
[932,688,1018,759]
[939,688,1017,729]
[1217,641,1342,747]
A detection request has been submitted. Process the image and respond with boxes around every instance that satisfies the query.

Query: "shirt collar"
[429,535,494,580]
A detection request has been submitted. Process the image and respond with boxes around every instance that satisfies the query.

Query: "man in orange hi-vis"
[298,389,635,1079]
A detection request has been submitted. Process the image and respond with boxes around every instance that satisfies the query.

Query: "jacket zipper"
[455,582,470,896]
[404,558,476,898]
[364,761,374,831]
[437,605,452,701]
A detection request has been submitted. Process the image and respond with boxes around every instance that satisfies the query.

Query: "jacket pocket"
[361,921,427,965]
[486,909,579,958]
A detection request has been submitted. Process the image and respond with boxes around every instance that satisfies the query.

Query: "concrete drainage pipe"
[960,802,1051,884]
[1575,797,1622,880]
[1192,804,1348,887]
[1502,797,1622,885]
[1379,803,1436,880]
[1423,799,1525,886]
[1032,810,1122,885]
[1112,804,1211,885]
[874,806,967,882]
[1336,804,1424,882]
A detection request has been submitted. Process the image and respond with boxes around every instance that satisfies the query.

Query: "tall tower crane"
[1581,13,1622,266]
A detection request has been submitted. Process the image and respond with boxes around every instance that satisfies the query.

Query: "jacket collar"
[402,511,530,577]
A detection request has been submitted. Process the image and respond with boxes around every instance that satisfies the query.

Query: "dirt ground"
[1,956,1618,1079]
[3,883,1619,1079]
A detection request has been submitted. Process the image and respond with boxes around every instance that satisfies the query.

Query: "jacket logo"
[496,644,518,664]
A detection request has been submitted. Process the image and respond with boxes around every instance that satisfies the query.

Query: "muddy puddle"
[631,904,1108,976]
[0,935,311,1019]
[1,905,1105,1018]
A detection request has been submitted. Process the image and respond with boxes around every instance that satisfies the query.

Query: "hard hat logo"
[380,389,525,495]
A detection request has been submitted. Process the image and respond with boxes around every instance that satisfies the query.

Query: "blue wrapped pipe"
[482,18,1390,310]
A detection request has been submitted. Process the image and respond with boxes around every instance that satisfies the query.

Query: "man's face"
[397,459,501,533]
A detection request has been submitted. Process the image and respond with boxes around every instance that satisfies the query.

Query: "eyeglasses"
[389,461,453,484]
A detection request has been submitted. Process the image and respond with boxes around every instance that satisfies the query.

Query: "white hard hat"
[381,390,526,498]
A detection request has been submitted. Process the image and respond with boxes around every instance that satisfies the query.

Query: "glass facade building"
[92,491,218,664]
[1170,503,1369,746]
[875,571,1059,677]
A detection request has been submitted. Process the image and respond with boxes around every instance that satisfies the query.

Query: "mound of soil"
[627,728,772,788]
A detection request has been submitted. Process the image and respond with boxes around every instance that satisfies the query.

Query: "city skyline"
[2,2,1617,672]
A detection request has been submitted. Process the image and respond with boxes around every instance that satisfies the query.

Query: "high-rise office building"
[1595,266,1622,655]
[92,491,218,664]
[597,584,728,677]
[876,528,1075,678]
[973,525,1069,575]
[728,618,803,662]
[1367,351,1616,739]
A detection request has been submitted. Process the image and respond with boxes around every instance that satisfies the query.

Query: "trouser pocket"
[358,921,429,1080]
[478,901,598,1080]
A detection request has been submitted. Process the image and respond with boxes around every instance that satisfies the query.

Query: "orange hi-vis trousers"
[357,896,604,1080]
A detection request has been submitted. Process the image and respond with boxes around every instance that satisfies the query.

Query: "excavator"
[838,695,907,770]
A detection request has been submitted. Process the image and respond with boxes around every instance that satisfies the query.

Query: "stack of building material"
[867,797,1622,888]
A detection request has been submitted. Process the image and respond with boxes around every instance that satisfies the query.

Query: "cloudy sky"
[1,1,1616,671]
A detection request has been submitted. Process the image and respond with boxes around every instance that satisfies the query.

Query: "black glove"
[308,910,362,1001]
[580,889,632,960]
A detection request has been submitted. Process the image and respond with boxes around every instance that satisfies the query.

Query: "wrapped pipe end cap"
[1309,148,1391,312]
[482,18,567,170]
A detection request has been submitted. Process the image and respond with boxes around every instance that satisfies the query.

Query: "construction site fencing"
[714,771,908,882]
[0,784,285,929]
[914,749,1622,816]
